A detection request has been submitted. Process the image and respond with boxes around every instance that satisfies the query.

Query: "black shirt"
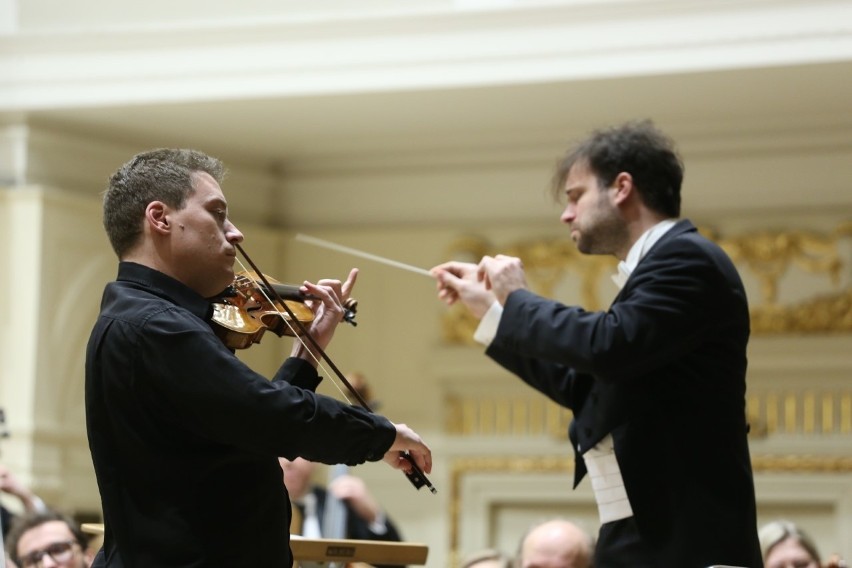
[86,262,396,567]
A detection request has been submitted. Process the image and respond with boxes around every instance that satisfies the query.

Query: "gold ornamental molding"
[715,223,852,306]
[445,395,573,438]
[448,456,573,568]
[440,221,852,343]
[747,390,852,437]
[716,221,852,334]
[446,390,852,439]
[751,455,852,473]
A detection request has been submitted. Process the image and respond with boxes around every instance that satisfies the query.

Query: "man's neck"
[617,211,671,261]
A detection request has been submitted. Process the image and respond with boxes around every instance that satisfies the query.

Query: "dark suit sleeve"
[346,510,406,568]
[345,505,403,542]
[488,233,748,386]
[135,308,396,464]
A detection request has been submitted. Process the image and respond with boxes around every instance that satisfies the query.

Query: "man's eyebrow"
[565,186,583,199]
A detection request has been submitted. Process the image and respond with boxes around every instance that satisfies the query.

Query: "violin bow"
[234,243,437,494]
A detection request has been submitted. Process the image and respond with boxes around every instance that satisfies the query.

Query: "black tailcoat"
[487,220,762,568]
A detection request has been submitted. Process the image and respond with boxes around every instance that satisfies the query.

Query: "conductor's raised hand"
[430,260,496,319]
[383,423,432,476]
[477,255,528,305]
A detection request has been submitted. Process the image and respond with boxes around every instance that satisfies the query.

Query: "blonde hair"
[759,520,821,563]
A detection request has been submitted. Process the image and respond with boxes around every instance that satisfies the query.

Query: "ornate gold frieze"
[750,455,852,472]
[747,390,852,437]
[445,394,573,438]
[716,223,852,305]
[440,221,852,343]
[749,288,852,334]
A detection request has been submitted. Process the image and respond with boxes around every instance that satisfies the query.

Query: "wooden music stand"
[82,523,104,535]
[291,536,428,566]
[82,525,429,566]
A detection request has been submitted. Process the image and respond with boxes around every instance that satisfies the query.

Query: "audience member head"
[345,371,379,409]
[460,548,512,568]
[759,520,821,568]
[84,531,104,562]
[279,457,318,501]
[5,510,93,568]
[515,519,593,568]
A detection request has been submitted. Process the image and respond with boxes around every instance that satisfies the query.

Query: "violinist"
[85,148,432,568]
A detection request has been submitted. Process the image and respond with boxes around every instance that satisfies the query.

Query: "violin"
[218,244,435,495]
[211,270,357,350]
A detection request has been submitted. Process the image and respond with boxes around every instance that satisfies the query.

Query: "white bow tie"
[611,261,630,290]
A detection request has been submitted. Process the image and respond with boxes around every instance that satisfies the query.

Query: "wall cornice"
[2,0,851,111]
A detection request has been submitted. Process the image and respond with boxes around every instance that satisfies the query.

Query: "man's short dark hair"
[103,148,226,258]
[4,510,88,566]
[554,120,683,218]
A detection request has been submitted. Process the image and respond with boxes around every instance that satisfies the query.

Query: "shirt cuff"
[473,301,503,346]
[368,510,388,535]
[275,357,321,389]
[30,495,48,513]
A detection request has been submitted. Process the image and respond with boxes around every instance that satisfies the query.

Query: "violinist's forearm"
[290,340,322,367]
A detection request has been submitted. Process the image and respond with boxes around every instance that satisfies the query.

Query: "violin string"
[231,256,354,406]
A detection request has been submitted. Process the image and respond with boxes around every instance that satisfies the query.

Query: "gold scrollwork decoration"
[716,223,851,305]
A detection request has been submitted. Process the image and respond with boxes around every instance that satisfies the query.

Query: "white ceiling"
[19,60,852,230]
[28,61,852,169]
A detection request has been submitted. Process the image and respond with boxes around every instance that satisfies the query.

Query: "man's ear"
[145,201,171,235]
[612,172,634,206]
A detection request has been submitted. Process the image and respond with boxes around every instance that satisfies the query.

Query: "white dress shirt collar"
[612,219,677,289]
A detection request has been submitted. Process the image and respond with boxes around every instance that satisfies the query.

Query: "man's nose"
[226,221,244,243]
[560,204,576,224]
